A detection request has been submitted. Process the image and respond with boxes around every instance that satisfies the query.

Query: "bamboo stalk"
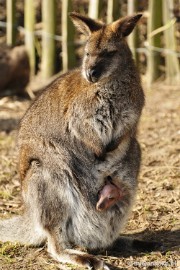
[88,0,99,19]
[24,0,35,77]
[107,0,120,24]
[61,0,76,73]
[148,18,176,38]
[127,0,139,63]
[147,0,163,85]
[6,0,16,46]
[41,0,56,79]
[163,0,180,84]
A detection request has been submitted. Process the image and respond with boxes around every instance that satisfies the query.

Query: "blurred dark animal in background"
[0,46,30,95]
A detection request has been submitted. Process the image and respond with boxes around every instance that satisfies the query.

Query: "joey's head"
[70,12,142,83]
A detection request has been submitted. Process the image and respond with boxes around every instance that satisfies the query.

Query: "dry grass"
[0,83,179,270]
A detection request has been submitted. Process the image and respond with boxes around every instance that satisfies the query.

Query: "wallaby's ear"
[69,12,103,36]
[111,14,142,37]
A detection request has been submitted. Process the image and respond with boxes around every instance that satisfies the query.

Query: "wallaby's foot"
[49,247,109,270]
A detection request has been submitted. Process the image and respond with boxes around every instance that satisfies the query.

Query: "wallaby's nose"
[86,68,100,83]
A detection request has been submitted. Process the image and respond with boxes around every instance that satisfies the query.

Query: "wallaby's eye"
[108,51,117,57]
[86,52,90,57]
[109,51,116,56]
[100,50,117,58]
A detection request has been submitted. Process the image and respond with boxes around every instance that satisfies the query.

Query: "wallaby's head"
[70,12,142,83]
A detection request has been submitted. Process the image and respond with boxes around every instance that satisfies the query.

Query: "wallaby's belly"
[65,187,132,250]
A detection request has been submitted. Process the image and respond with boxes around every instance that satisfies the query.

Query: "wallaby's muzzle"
[86,66,102,83]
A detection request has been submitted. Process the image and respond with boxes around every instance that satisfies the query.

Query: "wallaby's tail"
[0,215,46,246]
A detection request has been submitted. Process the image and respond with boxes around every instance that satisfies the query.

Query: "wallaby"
[0,12,156,270]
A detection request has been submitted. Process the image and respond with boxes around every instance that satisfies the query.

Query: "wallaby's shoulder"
[21,69,84,118]
[36,69,87,103]
[30,68,97,110]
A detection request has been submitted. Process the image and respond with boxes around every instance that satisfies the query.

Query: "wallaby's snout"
[86,65,103,83]
[83,51,110,83]
[86,68,98,83]
[83,48,117,83]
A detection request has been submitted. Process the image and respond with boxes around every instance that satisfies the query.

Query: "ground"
[0,83,179,270]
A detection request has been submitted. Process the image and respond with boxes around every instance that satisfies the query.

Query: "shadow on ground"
[99,229,180,269]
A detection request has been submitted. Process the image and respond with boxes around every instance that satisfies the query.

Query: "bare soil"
[0,83,179,270]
